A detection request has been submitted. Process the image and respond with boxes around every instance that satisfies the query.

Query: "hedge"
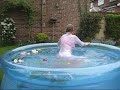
[77,13,102,41]
[105,14,120,40]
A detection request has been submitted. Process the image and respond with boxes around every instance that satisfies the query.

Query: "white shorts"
[57,51,87,61]
[57,51,72,58]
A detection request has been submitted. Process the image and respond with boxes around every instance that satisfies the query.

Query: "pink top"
[58,33,85,54]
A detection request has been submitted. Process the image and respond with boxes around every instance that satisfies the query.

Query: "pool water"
[1,43,120,90]
[10,45,120,68]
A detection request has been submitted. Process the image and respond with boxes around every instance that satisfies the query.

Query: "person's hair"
[66,24,74,32]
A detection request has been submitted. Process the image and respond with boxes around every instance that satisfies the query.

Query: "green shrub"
[0,18,16,45]
[116,39,120,46]
[105,14,120,40]
[77,13,102,41]
[35,33,49,43]
[0,34,2,46]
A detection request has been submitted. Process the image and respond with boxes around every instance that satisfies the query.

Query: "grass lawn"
[0,46,16,55]
[0,45,16,83]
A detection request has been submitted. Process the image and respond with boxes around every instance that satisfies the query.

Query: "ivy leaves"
[0,0,34,26]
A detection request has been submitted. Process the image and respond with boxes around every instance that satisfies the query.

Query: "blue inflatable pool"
[0,43,120,90]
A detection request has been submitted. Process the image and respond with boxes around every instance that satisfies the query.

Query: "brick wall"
[0,0,42,42]
[115,7,120,13]
[7,9,29,42]
[92,0,120,12]
[0,0,90,42]
[42,0,80,40]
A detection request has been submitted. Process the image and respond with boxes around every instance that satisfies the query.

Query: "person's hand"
[85,42,91,46]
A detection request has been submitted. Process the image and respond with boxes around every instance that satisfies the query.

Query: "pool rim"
[1,43,120,74]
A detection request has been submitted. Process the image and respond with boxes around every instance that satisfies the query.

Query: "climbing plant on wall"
[0,0,35,42]
[0,0,34,26]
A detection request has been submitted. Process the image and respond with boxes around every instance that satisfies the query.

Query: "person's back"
[57,24,89,58]
[58,33,85,53]
[59,33,75,52]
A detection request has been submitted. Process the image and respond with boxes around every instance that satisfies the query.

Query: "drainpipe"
[41,0,43,33]
[49,17,57,41]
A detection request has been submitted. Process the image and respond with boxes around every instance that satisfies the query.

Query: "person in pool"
[57,24,90,59]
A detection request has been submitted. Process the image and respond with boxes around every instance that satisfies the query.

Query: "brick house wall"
[91,0,120,12]
[0,0,42,42]
[42,0,80,40]
[0,0,90,42]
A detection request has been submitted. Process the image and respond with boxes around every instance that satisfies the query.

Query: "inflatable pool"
[0,43,120,90]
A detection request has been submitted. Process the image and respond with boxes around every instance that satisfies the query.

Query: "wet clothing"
[58,33,86,57]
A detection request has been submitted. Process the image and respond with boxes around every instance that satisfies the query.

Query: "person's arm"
[58,35,64,47]
[58,38,61,47]
[75,35,90,46]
